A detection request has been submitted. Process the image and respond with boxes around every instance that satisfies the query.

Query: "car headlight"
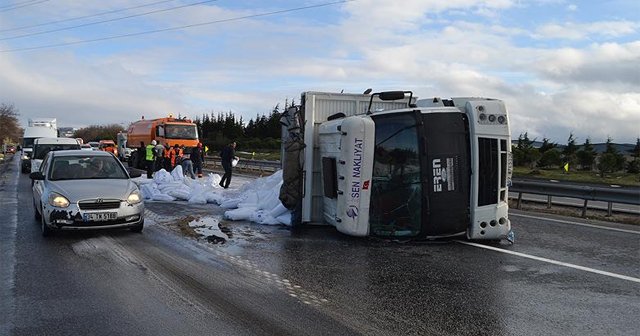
[22,155,29,160]
[127,190,142,205]
[48,193,70,208]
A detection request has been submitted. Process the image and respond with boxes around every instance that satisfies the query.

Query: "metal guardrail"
[510,179,640,217]
[204,156,281,174]
[202,156,639,216]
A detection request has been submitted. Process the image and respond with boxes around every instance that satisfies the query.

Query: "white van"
[31,138,81,173]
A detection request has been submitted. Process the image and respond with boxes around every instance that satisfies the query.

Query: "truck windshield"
[369,113,422,237]
[34,144,80,160]
[165,124,198,140]
[23,138,36,148]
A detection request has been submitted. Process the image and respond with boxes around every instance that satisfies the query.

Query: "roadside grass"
[513,167,640,187]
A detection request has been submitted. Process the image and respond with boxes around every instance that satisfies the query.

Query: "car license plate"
[83,212,117,222]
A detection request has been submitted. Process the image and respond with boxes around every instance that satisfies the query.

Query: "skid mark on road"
[458,240,640,284]
[222,254,329,306]
[145,207,330,307]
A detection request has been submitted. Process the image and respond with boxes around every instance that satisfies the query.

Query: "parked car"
[88,141,100,150]
[30,150,144,236]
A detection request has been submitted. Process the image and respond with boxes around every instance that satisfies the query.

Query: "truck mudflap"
[334,116,375,236]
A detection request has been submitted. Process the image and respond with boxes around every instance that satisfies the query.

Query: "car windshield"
[165,124,198,140]
[34,144,80,160]
[49,155,129,180]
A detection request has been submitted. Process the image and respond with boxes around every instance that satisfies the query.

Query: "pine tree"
[627,138,640,173]
[562,133,578,170]
[576,138,596,171]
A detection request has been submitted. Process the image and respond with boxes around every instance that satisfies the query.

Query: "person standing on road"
[219,141,238,189]
[180,147,195,179]
[153,141,164,172]
[145,141,156,178]
[137,141,146,168]
[163,144,172,171]
[191,143,205,178]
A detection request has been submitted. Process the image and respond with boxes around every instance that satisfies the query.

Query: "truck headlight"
[127,190,141,205]
[49,193,70,208]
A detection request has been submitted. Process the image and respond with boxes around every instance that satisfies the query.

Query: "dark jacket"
[220,145,235,164]
[191,147,205,164]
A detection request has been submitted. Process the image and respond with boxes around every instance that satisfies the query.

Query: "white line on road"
[511,213,640,235]
[457,241,640,284]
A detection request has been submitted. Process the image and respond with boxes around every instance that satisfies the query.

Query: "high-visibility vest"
[163,148,171,159]
[170,148,178,166]
[145,145,155,161]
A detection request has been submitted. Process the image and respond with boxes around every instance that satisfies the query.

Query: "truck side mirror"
[378,91,406,101]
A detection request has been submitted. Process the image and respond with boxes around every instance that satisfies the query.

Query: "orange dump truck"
[126,116,199,169]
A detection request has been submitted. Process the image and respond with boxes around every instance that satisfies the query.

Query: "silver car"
[30,150,144,236]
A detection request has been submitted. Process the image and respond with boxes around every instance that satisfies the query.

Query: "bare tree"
[0,103,22,147]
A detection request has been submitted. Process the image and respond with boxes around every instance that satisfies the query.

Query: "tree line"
[513,132,640,177]
[0,103,22,148]
[194,101,292,151]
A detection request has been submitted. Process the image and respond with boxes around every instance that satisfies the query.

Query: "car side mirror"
[29,172,45,180]
[128,168,142,178]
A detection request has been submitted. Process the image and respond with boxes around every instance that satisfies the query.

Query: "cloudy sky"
[0,0,638,144]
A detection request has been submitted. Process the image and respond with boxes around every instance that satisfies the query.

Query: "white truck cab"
[31,137,81,173]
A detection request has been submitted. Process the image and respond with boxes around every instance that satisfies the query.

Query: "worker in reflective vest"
[145,141,156,178]
[163,144,172,171]
[169,145,180,170]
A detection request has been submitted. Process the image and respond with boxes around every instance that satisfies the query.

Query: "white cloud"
[0,0,638,144]
[534,21,639,40]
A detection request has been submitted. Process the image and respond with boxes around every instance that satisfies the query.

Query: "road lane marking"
[511,213,640,235]
[457,241,640,284]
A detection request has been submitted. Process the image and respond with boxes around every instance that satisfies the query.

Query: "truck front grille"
[477,138,499,206]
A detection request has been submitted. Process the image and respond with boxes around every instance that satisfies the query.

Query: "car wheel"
[33,200,41,221]
[130,220,144,233]
[41,210,53,237]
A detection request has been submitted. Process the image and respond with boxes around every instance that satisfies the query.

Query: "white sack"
[276,212,292,226]
[224,207,257,221]
[153,169,173,184]
[268,203,288,218]
[152,193,175,202]
[170,165,184,181]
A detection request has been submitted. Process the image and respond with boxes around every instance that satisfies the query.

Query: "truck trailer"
[280,91,512,241]
[21,118,58,173]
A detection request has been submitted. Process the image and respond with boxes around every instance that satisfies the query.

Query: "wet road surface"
[1,156,639,335]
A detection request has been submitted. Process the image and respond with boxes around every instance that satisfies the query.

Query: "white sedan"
[30,150,144,236]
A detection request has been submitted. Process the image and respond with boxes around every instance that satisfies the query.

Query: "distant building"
[58,127,77,138]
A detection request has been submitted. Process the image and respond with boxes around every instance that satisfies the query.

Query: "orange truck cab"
[126,116,199,169]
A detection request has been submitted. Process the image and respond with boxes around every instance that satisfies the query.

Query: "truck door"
[421,112,471,237]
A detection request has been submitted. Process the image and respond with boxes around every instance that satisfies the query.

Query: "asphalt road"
[1,156,639,335]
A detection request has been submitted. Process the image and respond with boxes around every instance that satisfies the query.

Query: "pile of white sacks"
[137,166,291,226]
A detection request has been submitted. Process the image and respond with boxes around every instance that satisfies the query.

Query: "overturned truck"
[280,90,512,241]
